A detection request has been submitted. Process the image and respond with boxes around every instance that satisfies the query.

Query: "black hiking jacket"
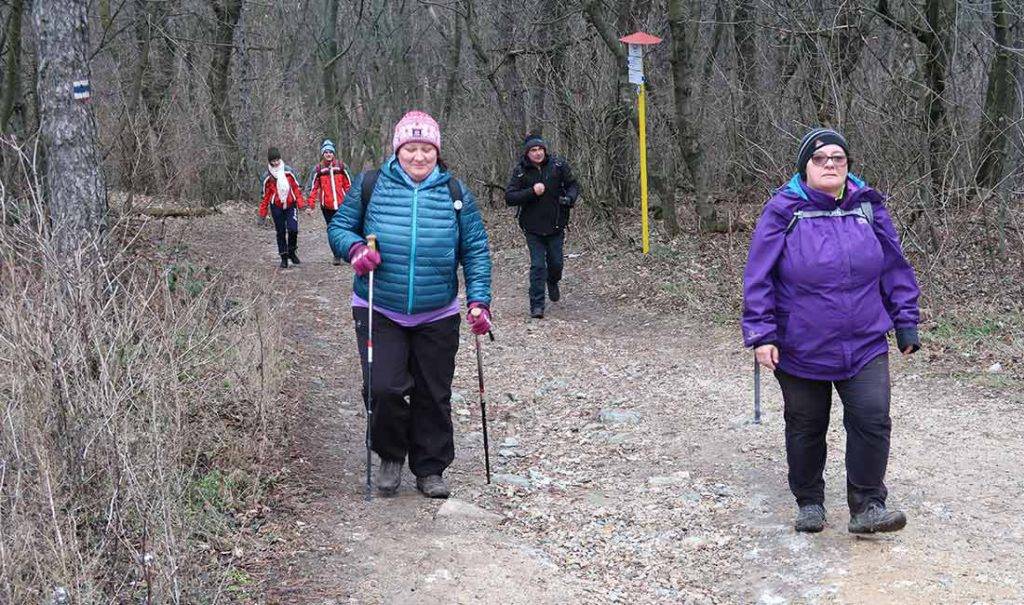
[505,155,580,236]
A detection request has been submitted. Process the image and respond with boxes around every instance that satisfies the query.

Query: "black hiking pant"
[775,354,892,514]
[270,205,298,256]
[322,207,341,258]
[525,230,564,311]
[353,308,460,478]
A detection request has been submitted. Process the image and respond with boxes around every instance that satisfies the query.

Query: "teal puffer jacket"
[327,156,492,314]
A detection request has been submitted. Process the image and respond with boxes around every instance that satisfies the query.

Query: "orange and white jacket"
[306,160,352,211]
[258,166,306,218]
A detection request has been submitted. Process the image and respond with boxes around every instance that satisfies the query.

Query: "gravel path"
[190,208,1024,604]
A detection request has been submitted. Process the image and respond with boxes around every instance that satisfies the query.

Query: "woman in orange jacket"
[306,139,352,264]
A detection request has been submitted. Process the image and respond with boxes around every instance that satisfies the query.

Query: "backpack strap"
[448,179,464,260]
[860,199,873,224]
[359,169,381,235]
[785,203,873,234]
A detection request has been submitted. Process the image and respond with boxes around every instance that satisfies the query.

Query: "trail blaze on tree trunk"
[34,0,108,254]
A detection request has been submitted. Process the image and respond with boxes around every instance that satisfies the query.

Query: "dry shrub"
[0,145,285,602]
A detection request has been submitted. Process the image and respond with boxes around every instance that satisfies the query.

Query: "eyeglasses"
[810,154,848,167]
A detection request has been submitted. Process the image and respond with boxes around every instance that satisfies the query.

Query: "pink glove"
[466,303,492,336]
[349,243,381,276]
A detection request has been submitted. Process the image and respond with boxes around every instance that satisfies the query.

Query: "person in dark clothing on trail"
[505,134,580,319]
[742,127,921,535]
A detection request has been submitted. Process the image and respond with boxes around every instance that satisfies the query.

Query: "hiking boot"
[530,306,544,319]
[794,504,826,533]
[332,256,342,266]
[548,281,561,302]
[279,255,289,269]
[289,251,301,265]
[416,475,450,499]
[377,459,403,496]
[848,503,907,534]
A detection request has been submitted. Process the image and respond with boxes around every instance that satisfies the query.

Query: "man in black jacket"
[505,134,581,318]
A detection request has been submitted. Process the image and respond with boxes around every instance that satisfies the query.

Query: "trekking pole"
[364,234,378,501]
[753,355,762,425]
[470,308,494,484]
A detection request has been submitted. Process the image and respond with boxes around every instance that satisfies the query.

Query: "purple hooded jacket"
[742,174,920,381]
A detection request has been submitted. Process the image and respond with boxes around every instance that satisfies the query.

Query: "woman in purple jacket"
[742,128,921,535]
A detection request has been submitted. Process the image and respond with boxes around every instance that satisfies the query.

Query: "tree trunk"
[464,0,513,133]
[34,0,108,253]
[441,10,461,124]
[975,0,1017,190]
[0,0,25,134]
[529,0,555,135]
[320,0,340,139]
[235,0,257,179]
[550,0,574,152]
[498,4,526,138]
[583,0,634,207]
[878,0,954,211]
[921,0,954,197]
[207,0,243,201]
[669,0,725,232]
[732,0,757,188]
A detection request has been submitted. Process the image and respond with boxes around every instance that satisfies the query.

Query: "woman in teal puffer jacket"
[328,111,493,499]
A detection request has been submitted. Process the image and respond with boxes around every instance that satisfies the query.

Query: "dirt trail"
[187,208,1024,604]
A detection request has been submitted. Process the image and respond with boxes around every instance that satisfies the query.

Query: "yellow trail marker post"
[619,31,662,255]
[637,82,650,254]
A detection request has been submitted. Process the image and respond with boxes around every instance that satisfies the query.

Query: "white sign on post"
[627,44,644,85]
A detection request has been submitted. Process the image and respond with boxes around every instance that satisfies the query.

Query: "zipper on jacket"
[407,186,420,314]
[834,218,855,369]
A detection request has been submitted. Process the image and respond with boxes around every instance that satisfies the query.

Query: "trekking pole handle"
[366,234,377,251]
[470,306,495,341]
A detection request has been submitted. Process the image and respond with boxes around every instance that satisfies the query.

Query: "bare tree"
[0,0,25,134]
[34,0,107,253]
[583,0,635,207]
[207,0,243,200]
[976,0,1019,190]
[669,0,727,232]
[878,0,955,198]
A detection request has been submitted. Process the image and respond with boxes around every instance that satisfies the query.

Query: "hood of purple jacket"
[741,174,920,380]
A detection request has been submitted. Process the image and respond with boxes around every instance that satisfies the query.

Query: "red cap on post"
[619,31,663,45]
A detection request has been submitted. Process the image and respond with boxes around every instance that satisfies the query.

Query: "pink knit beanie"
[392,110,441,153]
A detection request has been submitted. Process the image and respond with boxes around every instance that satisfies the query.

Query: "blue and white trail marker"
[72,79,91,101]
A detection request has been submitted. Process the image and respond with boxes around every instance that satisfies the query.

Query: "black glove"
[895,327,920,354]
[558,195,573,207]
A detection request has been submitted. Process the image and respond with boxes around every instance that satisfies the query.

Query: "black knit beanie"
[523,134,548,155]
[267,147,282,162]
[796,128,849,178]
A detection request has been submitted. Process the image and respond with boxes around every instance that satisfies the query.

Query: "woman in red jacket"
[258,147,307,269]
[306,139,352,264]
